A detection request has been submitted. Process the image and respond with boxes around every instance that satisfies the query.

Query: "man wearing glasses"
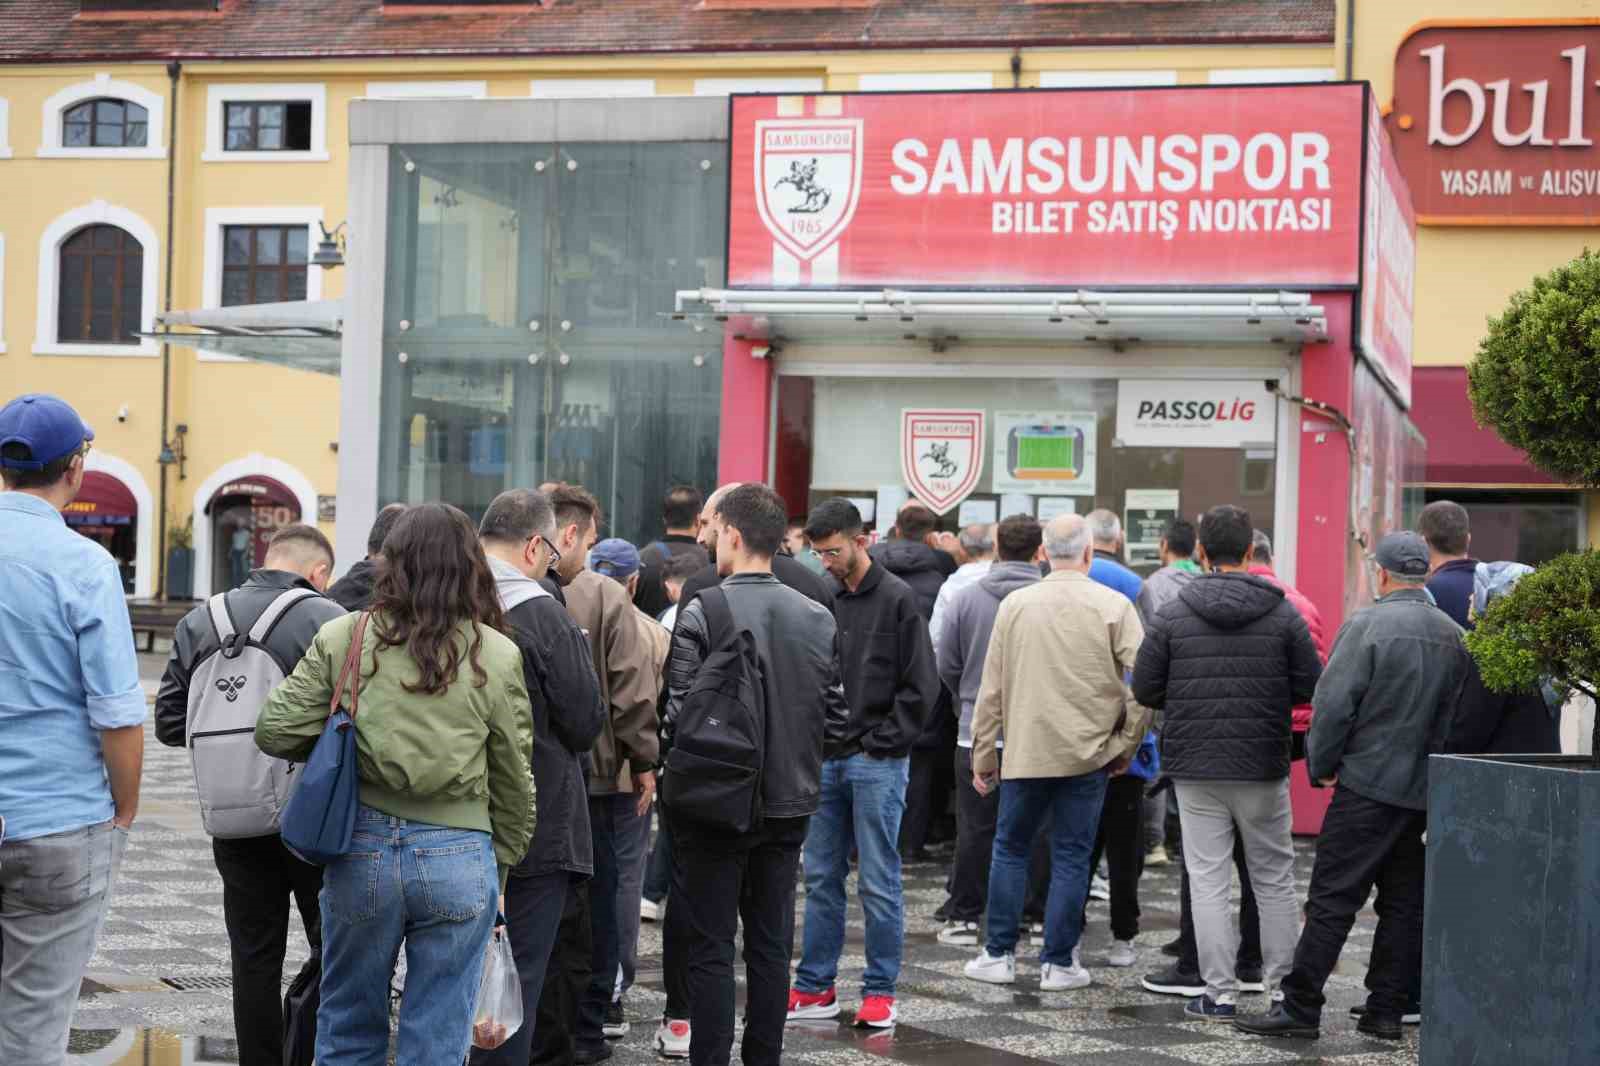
[477,489,606,1066]
[0,394,146,1065]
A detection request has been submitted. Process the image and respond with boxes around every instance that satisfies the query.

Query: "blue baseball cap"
[0,394,94,470]
[590,538,642,580]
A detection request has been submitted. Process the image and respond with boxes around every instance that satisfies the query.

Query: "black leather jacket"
[663,572,851,820]
[155,569,346,747]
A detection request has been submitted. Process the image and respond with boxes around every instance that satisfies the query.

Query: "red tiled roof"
[0,0,1334,63]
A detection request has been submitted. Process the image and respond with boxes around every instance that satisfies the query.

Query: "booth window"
[63,98,147,148]
[222,224,309,304]
[57,225,142,345]
[225,101,312,152]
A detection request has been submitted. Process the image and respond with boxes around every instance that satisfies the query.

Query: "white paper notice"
[957,499,998,526]
[999,493,1033,518]
[847,496,877,524]
[1036,497,1077,521]
[875,484,908,527]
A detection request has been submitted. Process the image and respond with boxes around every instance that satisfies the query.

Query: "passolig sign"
[728,84,1366,289]
[1388,23,1600,224]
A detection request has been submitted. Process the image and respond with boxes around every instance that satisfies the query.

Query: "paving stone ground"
[67,662,1419,1065]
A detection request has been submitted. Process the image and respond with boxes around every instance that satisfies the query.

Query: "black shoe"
[1351,1002,1422,1025]
[1140,964,1205,997]
[1232,1004,1320,1040]
[1356,1012,1405,1041]
[1160,936,1182,958]
[933,901,951,923]
[603,1000,629,1039]
[574,1044,614,1064]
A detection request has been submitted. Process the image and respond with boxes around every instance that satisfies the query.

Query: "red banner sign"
[728,85,1366,289]
[1359,92,1417,407]
[1388,24,1600,224]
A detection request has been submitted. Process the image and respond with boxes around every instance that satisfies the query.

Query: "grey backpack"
[186,588,319,839]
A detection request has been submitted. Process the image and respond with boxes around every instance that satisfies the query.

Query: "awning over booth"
[63,472,137,526]
[206,474,301,514]
[145,300,342,375]
[671,289,1330,347]
[1410,366,1559,487]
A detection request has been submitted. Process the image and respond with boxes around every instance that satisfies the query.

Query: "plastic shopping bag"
[472,922,523,1050]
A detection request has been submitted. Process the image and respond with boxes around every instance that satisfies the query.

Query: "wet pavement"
[69,664,1419,1065]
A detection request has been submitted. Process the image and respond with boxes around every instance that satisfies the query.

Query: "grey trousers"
[613,798,653,1001]
[0,820,127,1065]
[1174,779,1299,1001]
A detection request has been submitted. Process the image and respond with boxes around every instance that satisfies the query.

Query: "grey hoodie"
[936,560,1042,746]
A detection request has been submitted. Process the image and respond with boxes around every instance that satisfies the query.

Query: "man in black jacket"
[476,489,608,1066]
[657,483,850,1066]
[634,485,711,618]
[789,498,940,1030]
[1131,505,1321,1024]
[155,525,345,1066]
[678,483,835,614]
[323,502,407,610]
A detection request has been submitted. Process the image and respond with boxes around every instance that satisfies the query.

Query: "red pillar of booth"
[1290,291,1355,835]
[717,334,773,485]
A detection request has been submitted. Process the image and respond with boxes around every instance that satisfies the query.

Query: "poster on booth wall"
[1115,380,1276,449]
[1125,489,1181,569]
[992,412,1098,497]
[900,409,986,516]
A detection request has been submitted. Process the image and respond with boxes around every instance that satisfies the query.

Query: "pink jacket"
[1249,564,1330,730]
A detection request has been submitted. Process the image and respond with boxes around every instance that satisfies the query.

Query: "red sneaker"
[786,987,840,1021]
[855,995,897,1028]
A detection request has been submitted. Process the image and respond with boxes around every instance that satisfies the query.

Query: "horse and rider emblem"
[901,410,986,516]
[754,118,863,264]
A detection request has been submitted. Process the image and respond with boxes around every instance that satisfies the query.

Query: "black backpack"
[660,586,767,835]
[282,950,319,1066]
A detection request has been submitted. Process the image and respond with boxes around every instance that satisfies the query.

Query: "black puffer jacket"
[1131,571,1322,781]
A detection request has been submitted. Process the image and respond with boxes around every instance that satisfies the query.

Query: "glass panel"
[92,226,119,250]
[125,121,147,148]
[255,228,283,265]
[91,255,116,311]
[64,120,90,147]
[65,101,94,124]
[126,102,147,124]
[285,102,313,151]
[257,125,283,151]
[224,226,252,266]
[225,103,251,128]
[226,125,254,151]
[286,227,308,263]
[222,269,251,306]
[285,268,308,301]
[257,103,285,128]
[95,100,124,125]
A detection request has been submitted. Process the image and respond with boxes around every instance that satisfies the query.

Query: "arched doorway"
[205,475,302,593]
[63,471,139,593]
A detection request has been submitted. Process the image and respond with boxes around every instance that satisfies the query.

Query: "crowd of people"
[0,391,1565,1066]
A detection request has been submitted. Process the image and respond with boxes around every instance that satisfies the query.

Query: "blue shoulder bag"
[281,612,369,865]
[1126,730,1161,782]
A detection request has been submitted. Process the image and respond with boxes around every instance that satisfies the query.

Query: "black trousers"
[1281,787,1426,1023]
[211,834,322,1066]
[1087,775,1146,942]
[1176,829,1261,975]
[947,746,998,922]
[665,813,808,1066]
[531,878,593,1066]
[899,747,941,856]
[469,871,569,1066]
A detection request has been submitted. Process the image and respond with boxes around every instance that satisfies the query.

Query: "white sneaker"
[1040,961,1093,991]
[936,920,980,946]
[640,897,662,922]
[1107,939,1137,968]
[1145,845,1170,867]
[1089,876,1111,901]
[654,1018,691,1059]
[963,950,1016,985]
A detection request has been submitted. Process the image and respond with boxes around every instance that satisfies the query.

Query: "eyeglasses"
[815,546,848,560]
[534,535,562,569]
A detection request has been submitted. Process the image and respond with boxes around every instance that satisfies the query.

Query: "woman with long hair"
[258,503,535,1065]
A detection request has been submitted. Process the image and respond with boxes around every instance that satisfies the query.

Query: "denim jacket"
[1306,588,1471,810]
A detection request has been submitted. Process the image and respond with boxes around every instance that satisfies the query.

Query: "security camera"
[116,405,129,423]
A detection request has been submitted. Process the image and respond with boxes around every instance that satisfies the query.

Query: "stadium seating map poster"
[992,412,1098,496]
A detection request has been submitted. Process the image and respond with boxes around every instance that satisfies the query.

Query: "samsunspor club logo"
[754,116,864,284]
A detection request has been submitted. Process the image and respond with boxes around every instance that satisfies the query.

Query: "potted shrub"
[1422,251,1600,1065]
[166,514,195,600]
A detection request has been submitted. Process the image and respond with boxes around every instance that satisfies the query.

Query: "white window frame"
[530,78,656,99]
[365,80,488,99]
[0,99,11,158]
[1039,70,1178,88]
[35,200,160,357]
[203,83,329,163]
[38,74,166,160]
[199,206,326,363]
[693,76,824,96]
[857,72,994,91]
[1207,67,1337,85]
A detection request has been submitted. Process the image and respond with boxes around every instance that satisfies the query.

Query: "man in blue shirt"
[1085,509,1144,605]
[0,393,146,1065]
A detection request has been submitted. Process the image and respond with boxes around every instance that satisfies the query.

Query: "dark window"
[224,101,313,152]
[222,225,310,305]
[63,98,148,148]
[58,225,143,345]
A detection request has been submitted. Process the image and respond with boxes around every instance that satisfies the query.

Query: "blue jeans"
[984,770,1108,966]
[642,810,673,904]
[316,806,497,1066]
[795,754,909,998]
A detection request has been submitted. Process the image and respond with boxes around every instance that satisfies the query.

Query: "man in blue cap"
[1235,531,1470,1043]
[0,393,146,1065]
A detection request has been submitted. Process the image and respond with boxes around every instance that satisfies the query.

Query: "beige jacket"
[634,606,671,698]
[564,570,662,795]
[971,569,1148,780]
